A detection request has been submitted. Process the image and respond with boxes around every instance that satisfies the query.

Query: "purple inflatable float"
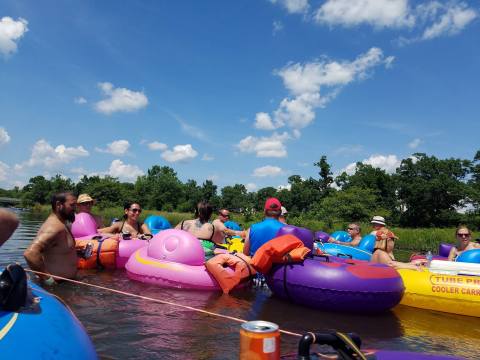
[266,255,404,313]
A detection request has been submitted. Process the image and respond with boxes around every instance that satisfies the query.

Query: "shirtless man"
[24,192,78,285]
[211,209,244,244]
[0,208,19,247]
[328,223,362,246]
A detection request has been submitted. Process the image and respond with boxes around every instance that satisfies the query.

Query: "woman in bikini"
[371,228,423,270]
[175,201,224,259]
[448,226,480,261]
[99,201,151,239]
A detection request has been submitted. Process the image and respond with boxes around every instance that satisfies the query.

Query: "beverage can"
[240,320,280,360]
[84,242,94,259]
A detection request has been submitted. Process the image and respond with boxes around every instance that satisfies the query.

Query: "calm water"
[2,208,479,359]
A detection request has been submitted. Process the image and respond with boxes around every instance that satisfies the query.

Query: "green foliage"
[396,153,471,227]
[311,186,387,224]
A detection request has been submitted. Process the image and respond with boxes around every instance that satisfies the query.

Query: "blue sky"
[1,0,479,191]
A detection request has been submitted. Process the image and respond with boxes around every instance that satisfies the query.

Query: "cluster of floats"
[2,213,479,359]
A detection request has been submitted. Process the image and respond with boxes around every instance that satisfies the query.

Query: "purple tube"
[266,256,404,313]
[276,225,314,250]
[373,351,463,360]
[314,231,330,243]
[439,243,454,258]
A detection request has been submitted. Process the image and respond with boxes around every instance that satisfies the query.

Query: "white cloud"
[15,139,89,170]
[0,17,28,56]
[178,118,208,141]
[408,138,422,149]
[74,97,87,104]
[255,112,279,130]
[161,144,198,163]
[148,141,168,151]
[108,159,144,181]
[202,154,214,161]
[237,132,289,158]
[0,127,10,145]
[342,154,401,175]
[273,20,284,35]
[334,144,364,155]
[315,0,414,28]
[246,183,258,192]
[421,2,477,40]
[0,161,9,181]
[253,165,283,177]
[95,82,148,115]
[270,0,310,14]
[96,140,130,155]
[259,47,392,130]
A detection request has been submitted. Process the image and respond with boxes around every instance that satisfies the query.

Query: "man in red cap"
[243,197,286,256]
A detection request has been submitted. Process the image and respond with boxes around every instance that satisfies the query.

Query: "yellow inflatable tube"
[398,264,480,317]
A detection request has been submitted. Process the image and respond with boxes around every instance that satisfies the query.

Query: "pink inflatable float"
[125,229,234,290]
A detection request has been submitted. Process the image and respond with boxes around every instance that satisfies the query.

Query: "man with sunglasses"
[328,223,362,246]
[448,226,480,261]
[211,209,244,244]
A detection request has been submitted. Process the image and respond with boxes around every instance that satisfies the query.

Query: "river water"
[2,208,479,359]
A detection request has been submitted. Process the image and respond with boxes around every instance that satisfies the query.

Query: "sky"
[0,0,479,192]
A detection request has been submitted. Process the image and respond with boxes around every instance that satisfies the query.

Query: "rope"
[25,269,302,337]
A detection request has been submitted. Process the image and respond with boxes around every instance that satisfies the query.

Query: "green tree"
[221,184,249,211]
[396,153,470,227]
[22,176,52,205]
[312,186,384,224]
[255,187,278,211]
[314,155,333,198]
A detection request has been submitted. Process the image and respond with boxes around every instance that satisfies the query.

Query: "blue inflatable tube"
[144,215,171,234]
[456,249,480,263]
[330,231,352,243]
[0,283,97,359]
[319,243,372,261]
[224,220,242,231]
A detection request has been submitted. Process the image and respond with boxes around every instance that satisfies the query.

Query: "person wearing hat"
[371,228,424,270]
[279,206,288,224]
[243,197,286,257]
[370,215,386,235]
[76,194,103,228]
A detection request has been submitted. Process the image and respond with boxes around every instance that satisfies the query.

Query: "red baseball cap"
[264,197,282,211]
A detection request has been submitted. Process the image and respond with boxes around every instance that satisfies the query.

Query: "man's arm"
[24,226,60,280]
[243,229,251,256]
[0,209,19,247]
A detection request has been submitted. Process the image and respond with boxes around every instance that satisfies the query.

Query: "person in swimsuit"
[24,192,79,285]
[175,201,224,259]
[370,228,424,270]
[98,201,151,239]
[0,208,19,247]
[211,208,245,244]
[328,223,362,246]
[448,226,480,261]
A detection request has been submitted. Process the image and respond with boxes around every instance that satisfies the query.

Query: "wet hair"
[195,201,213,223]
[123,201,141,220]
[51,191,74,211]
[455,226,471,236]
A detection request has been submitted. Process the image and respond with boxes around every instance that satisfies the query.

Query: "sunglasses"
[457,233,470,238]
[347,227,357,231]
[130,208,142,214]
[220,213,230,217]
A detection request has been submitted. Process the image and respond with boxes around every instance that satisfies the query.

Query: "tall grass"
[30,205,478,253]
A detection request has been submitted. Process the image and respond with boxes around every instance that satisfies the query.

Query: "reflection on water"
[2,208,479,359]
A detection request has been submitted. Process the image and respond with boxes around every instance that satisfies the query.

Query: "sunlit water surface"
[2,208,479,359]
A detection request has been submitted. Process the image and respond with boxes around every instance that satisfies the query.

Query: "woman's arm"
[447,247,457,261]
[98,222,121,234]
[141,223,151,234]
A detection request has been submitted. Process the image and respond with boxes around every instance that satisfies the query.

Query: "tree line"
[1,151,480,228]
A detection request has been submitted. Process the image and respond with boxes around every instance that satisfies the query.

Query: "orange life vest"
[76,237,119,270]
[251,234,311,274]
[205,253,256,294]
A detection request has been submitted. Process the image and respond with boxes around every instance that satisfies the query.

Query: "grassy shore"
[31,205,478,253]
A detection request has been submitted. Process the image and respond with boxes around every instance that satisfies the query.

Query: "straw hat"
[371,215,386,226]
[77,194,95,204]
